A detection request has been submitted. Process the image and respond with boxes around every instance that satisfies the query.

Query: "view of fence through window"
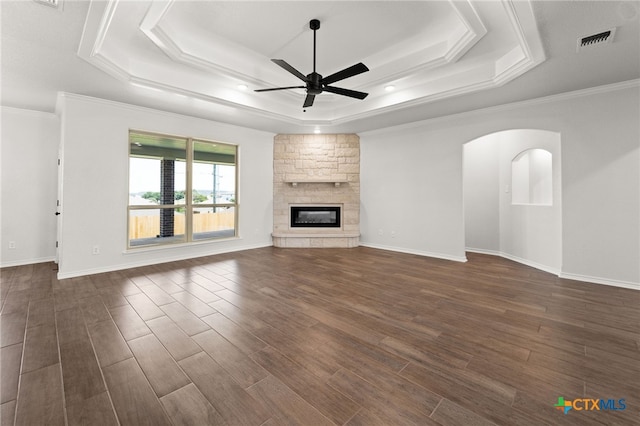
[128,131,237,248]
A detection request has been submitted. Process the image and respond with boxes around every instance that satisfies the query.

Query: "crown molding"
[1,105,58,118]
[51,77,640,136]
[55,92,277,136]
[360,79,640,136]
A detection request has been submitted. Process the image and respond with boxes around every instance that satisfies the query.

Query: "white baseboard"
[466,247,639,291]
[559,272,640,291]
[359,242,468,263]
[464,247,501,256]
[56,242,273,279]
[500,253,560,276]
[466,248,560,275]
[0,257,56,268]
[12,245,637,291]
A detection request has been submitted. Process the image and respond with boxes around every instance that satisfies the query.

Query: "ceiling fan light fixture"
[384,85,396,92]
[237,84,248,90]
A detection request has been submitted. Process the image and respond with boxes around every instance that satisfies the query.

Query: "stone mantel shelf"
[283,179,348,187]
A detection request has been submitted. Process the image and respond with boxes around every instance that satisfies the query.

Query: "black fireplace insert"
[291,206,341,228]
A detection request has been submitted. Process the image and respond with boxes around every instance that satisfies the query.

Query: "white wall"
[56,94,274,278]
[1,107,59,267]
[361,83,639,288]
[559,88,639,288]
[4,83,638,289]
[463,134,500,252]
[360,128,467,261]
[511,149,554,206]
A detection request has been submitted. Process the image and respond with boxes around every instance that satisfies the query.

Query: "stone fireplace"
[272,134,360,248]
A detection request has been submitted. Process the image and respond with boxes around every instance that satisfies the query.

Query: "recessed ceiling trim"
[144,0,487,95]
[360,23,484,91]
[77,1,130,82]
[329,76,499,127]
[80,0,292,106]
[488,0,545,86]
[91,52,131,82]
[143,24,270,90]
[77,0,119,60]
[140,4,292,95]
[128,76,307,126]
[493,46,532,86]
[33,0,60,8]
[77,0,549,129]
[137,0,171,33]
[501,0,546,62]
[445,0,487,62]
[143,0,299,88]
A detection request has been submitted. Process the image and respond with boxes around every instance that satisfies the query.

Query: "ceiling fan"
[255,19,369,108]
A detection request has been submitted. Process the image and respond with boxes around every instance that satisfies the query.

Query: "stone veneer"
[272,134,360,248]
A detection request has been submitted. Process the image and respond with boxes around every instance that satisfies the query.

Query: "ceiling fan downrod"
[310,19,320,74]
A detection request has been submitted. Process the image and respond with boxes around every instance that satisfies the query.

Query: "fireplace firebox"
[291,206,341,228]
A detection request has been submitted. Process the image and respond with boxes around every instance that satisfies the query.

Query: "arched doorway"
[463,129,562,274]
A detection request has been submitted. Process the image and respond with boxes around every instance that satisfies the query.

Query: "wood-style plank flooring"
[1,247,639,425]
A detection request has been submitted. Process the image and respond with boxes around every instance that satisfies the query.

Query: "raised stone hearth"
[272,134,360,248]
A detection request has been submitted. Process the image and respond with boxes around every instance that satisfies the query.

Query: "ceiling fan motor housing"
[307,72,323,95]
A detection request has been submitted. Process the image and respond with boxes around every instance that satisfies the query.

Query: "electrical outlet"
[92,245,100,255]
[8,241,16,249]
[391,231,397,238]
[378,229,384,236]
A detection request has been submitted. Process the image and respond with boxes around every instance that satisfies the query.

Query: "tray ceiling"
[78,0,543,127]
[2,1,639,133]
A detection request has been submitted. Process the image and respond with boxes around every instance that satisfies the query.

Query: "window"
[128,131,237,248]
[511,149,552,205]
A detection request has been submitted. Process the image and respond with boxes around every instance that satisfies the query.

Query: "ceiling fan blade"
[254,86,305,92]
[272,59,308,82]
[324,85,368,100]
[321,62,369,86]
[303,94,316,108]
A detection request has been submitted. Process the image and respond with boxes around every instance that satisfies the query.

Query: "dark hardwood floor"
[1,247,639,425]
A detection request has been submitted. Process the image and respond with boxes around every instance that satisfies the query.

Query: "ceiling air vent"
[577,28,616,52]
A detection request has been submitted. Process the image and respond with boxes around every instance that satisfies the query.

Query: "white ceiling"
[2,0,639,134]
